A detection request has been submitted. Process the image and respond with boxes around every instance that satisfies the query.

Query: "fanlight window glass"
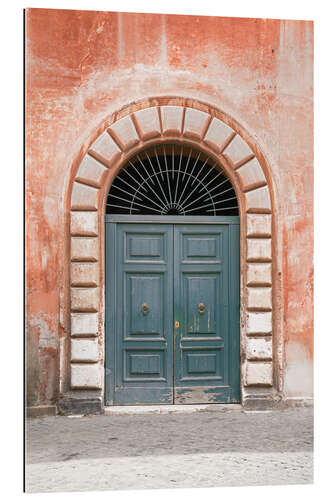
[106,144,239,216]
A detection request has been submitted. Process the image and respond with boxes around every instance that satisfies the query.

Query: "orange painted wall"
[25,8,313,405]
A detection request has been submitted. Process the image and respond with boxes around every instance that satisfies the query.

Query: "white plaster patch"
[43,195,58,227]
[41,250,48,270]
[29,315,57,349]
[284,341,313,397]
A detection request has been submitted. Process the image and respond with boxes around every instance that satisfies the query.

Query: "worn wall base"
[242,388,283,410]
[283,397,314,408]
[58,393,103,415]
[26,405,57,418]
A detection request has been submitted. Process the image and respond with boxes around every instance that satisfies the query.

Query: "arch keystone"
[160,106,183,136]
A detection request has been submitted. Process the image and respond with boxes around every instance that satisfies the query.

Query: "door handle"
[141,302,149,315]
[174,321,180,328]
[198,302,206,315]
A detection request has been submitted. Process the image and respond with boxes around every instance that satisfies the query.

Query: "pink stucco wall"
[25,8,313,406]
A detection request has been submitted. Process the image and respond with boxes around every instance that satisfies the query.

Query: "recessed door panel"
[125,232,166,262]
[185,274,218,335]
[182,232,222,263]
[126,274,164,336]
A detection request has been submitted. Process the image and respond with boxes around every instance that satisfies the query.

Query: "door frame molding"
[61,96,281,414]
[105,216,240,405]
[105,215,240,224]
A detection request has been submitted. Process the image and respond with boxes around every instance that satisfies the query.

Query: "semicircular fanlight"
[106,144,239,216]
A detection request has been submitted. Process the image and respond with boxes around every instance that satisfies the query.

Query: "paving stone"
[26,408,313,493]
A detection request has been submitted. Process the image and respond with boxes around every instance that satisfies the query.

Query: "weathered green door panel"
[105,218,240,405]
[173,224,240,403]
[106,223,174,405]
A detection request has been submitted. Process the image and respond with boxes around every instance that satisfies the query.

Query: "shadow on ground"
[27,407,313,465]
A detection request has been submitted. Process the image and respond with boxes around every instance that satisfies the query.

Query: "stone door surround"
[63,97,278,414]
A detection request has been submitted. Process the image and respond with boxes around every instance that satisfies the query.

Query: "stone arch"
[65,97,277,413]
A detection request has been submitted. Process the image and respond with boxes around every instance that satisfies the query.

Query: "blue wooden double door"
[105,216,240,405]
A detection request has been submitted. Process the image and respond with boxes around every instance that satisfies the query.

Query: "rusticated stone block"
[76,155,108,187]
[71,287,99,312]
[160,106,183,136]
[223,134,254,166]
[247,238,272,262]
[203,117,234,153]
[71,262,99,287]
[71,237,99,262]
[89,131,121,164]
[71,363,102,389]
[245,185,271,212]
[245,361,273,386]
[71,312,99,336]
[247,263,272,286]
[247,214,272,237]
[236,158,266,191]
[247,311,272,334]
[183,108,210,140]
[108,115,139,151]
[133,107,161,140]
[71,339,99,362]
[71,182,99,211]
[247,287,272,310]
[246,337,272,360]
[70,212,98,236]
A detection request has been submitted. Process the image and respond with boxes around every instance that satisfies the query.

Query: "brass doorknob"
[141,303,149,315]
[198,302,205,315]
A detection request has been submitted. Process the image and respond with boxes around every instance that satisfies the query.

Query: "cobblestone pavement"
[25,407,313,493]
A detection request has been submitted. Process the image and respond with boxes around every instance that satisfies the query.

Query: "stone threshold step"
[103,403,242,416]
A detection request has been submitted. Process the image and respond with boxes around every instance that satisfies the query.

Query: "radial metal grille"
[106,144,239,216]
